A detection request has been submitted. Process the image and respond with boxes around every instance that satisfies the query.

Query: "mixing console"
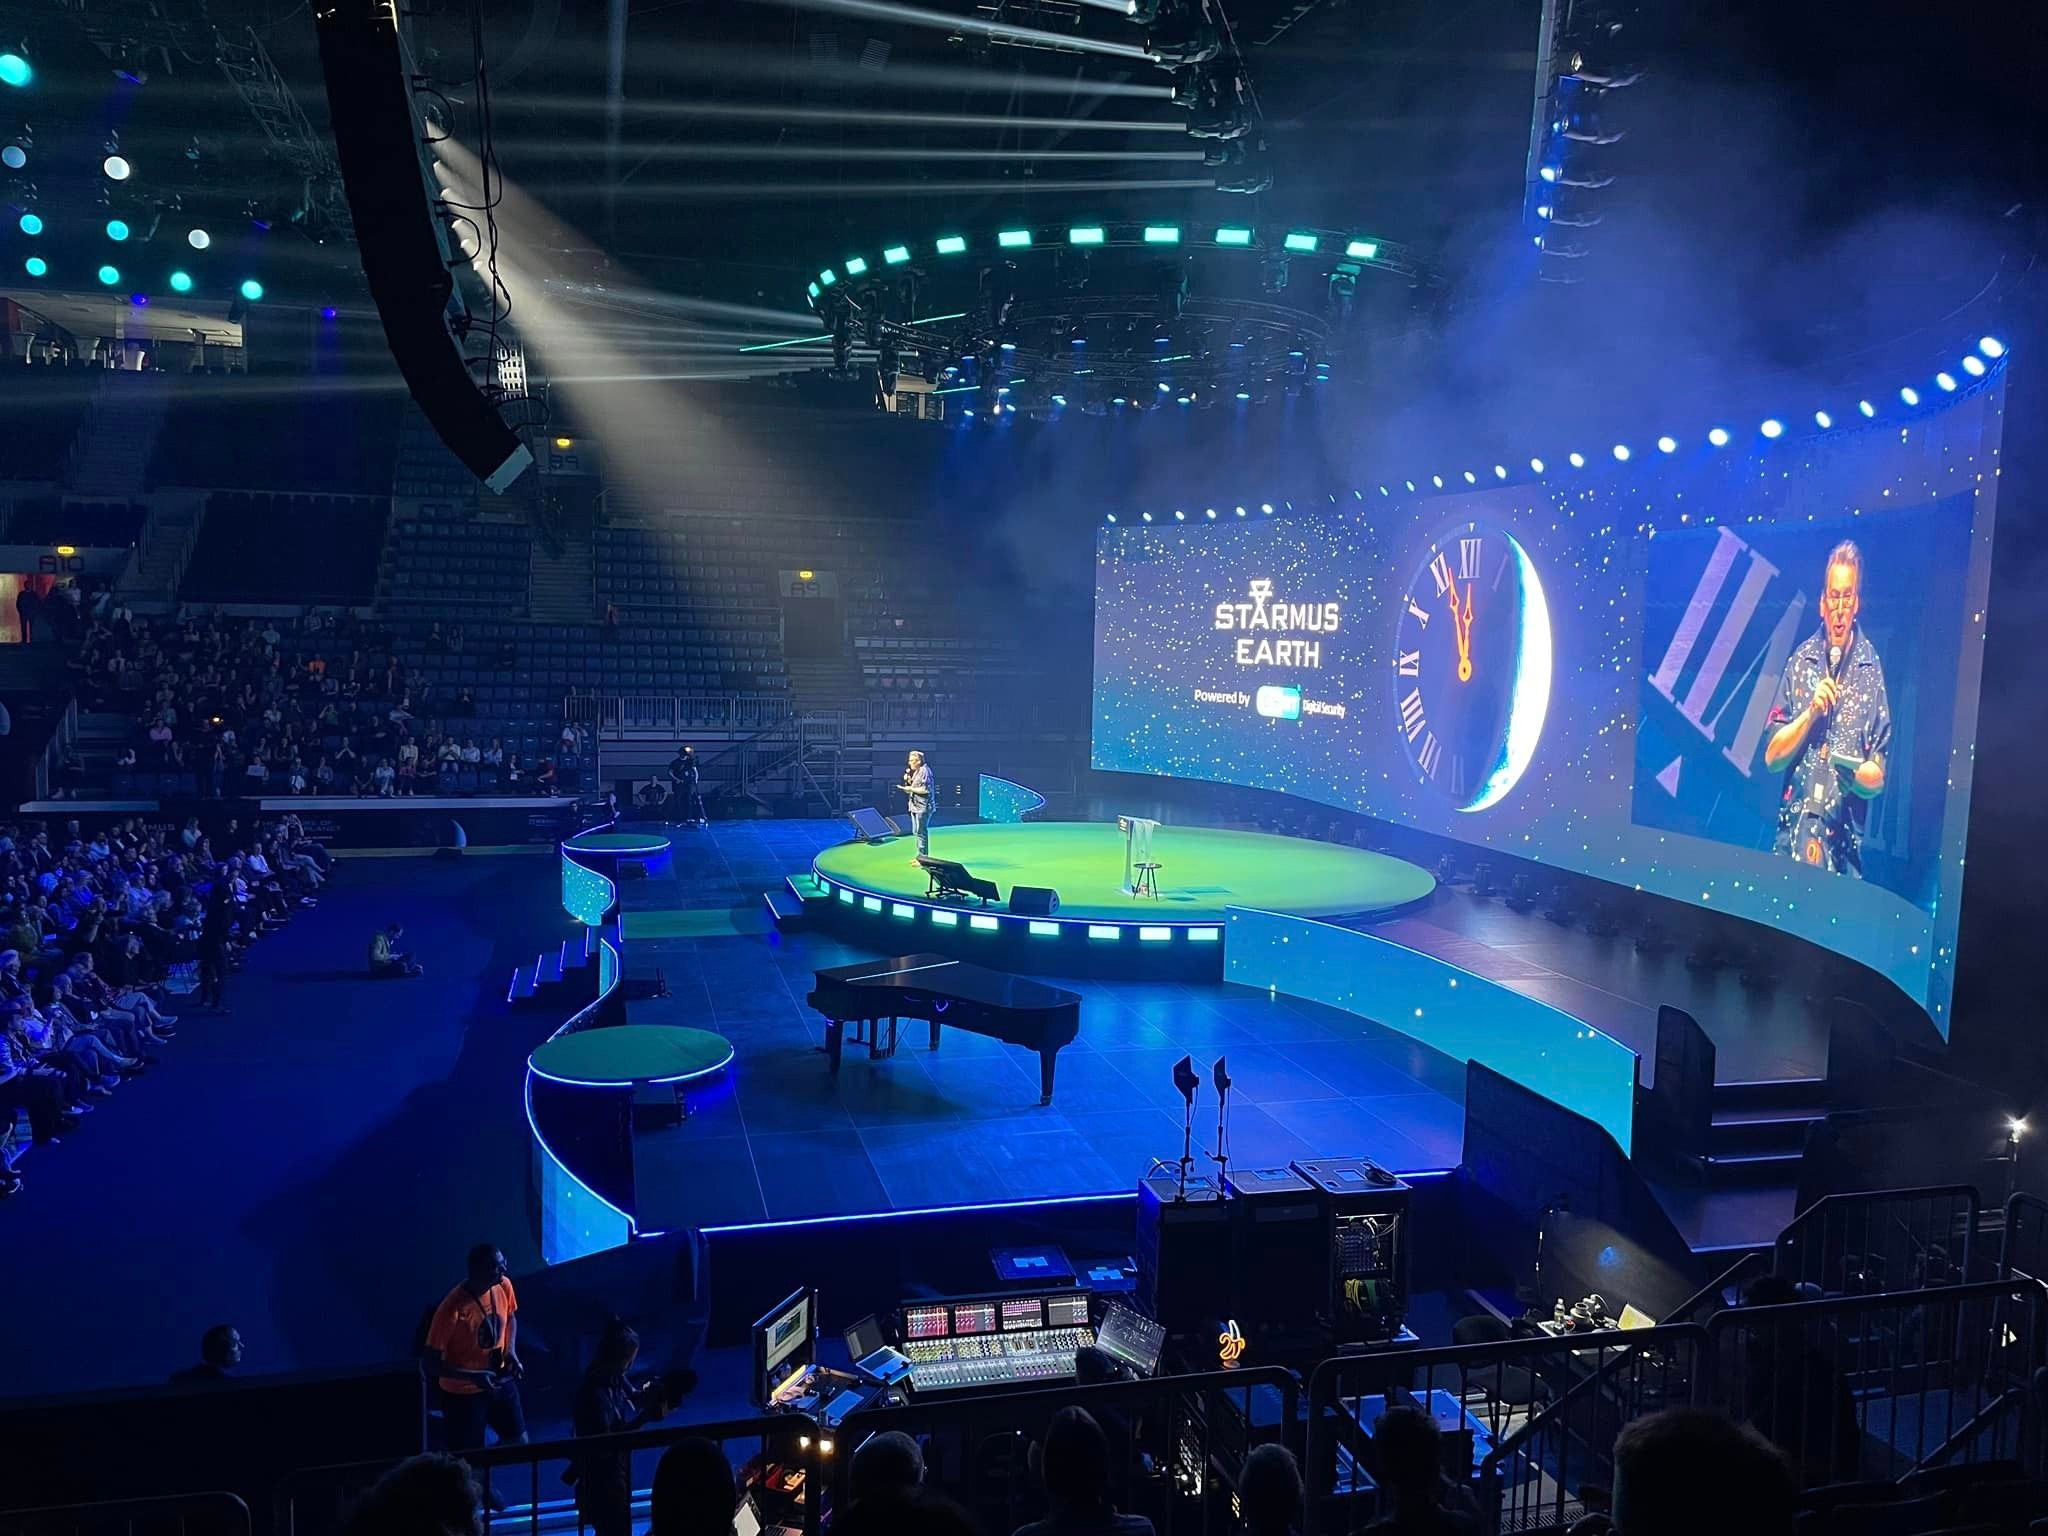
[901,1326,1096,1393]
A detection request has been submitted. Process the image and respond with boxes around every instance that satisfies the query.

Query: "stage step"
[1713,1076,1827,1112]
[1708,1106,1826,1158]
[535,949,564,988]
[764,888,805,929]
[507,966,536,1005]
[1702,1149,1805,1183]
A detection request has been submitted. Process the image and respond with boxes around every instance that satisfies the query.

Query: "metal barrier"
[0,1492,251,1536]
[278,1413,820,1536]
[2002,1192,2048,1285]
[833,1368,1298,1536]
[1704,1277,2047,1485]
[1304,1325,1707,1536]
[1774,1185,1980,1296]
[565,693,797,736]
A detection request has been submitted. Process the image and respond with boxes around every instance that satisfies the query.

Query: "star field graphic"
[1091,381,2005,1030]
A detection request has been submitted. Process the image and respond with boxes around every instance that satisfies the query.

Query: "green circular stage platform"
[813,821,1435,924]
[563,830,674,856]
[529,1024,734,1088]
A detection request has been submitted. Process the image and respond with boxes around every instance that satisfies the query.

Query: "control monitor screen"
[1090,380,2003,1030]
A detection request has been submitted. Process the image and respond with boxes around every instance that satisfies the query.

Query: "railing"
[1660,1247,1770,1326]
[278,1413,819,1536]
[1774,1186,1980,1296]
[2001,1191,2048,1285]
[0,1491,251,1536]
[833,1368,1298,1536]
[566,693,797,735]
[1704,1277,2047,1484]
[31,695,77,802]
[1305,1324,1706,1536]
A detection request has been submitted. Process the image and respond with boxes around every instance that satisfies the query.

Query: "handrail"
[1775,1183,1981,1289]
[1661,1247,1770,1324]
[1464,1324,1709,1479]
[2003,1191,2048,1281]
[0,1489,252,1534]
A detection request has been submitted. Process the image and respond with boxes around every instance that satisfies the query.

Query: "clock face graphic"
[1392,521,1553,811]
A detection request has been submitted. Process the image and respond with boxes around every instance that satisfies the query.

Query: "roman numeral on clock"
[1418,732,1442,779]
[1459,537,1481,580]
[1398,689,1426,741]
[1405,598,1430,627]
[1429,551,1452,596]
[1451,753,1466,797]
[1397,650,1421,678]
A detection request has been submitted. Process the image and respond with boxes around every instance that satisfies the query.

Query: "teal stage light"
[934,234,966,254]
[105,219,129,241]
[239,278,264,301]
[0,53,30,88]
[17,211,41,235]
[1067,225,1104,245]
[1345,239,1378,259]
[97,264,120,286]
[1142,225,1179,244]
[1282,231,1318,252]
[997,228,1031,248]
[23,255,45,277]
[882,245,910,265]
[168,270,193,293]
[1214,226,1252,245]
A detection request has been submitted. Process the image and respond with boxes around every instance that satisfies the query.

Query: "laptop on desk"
[735,1492,803,1536]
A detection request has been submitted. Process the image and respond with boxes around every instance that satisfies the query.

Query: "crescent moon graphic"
[1463,533,1552,812]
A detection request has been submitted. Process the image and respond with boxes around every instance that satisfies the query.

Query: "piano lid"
[812,953,1082,1011]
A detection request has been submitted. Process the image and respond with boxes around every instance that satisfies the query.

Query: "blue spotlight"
[1963,355,1986,377]
[1529,457,1545,474]
[1760,418,1784,438]
[1431,474,1444,488]
[1858,399,1875,417]
[0,144,23,169]
[1493,465,1507,479]
[1462,470,1476,483]
[1656,436,1677,454]
[1707,427,1730,447]
[1935,371,1957,392]
[1612,444,1630,462]
[1899,386,1920,405]
[1235,390,1250,400]
[1260,503,1273,513]
[1173,510,1186,521]
[1140,511,1152,522]
[1567,452,1585,468]
[322,306,337,320]
[1814,410,1832,429]
[1105,512,1116,523]
[1979,336,2006,359]
[105,219,129,241]
[1204,507,1216,519]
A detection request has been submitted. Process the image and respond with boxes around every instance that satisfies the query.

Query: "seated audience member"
[1240,1444,1304,1536]
[1363,1407,1477,1534]
[850,1430,925,1506]
[1609,1409,1795,1536]
[1014,1406,1155,1536]
[650,1437,738,1536]
[343,1452,484,1536]
[170,1323,245,1384]
[371,921,424,979]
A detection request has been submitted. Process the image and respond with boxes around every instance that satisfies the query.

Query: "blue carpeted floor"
[0,821,1466,1401]
[0,849,570,1398]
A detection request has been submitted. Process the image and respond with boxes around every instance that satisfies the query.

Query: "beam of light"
[542,281,816,330]
[736,334,833,353]
[501,141,1204,163]
[493,105,1181,138]
[498,52,1172,107]
[524,176,1216,199]
[741,0,1155,59]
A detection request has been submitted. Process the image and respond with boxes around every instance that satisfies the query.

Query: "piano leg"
[1037,1049,1057,1106]
[825,1018,844,1074]
[929,1018,941,1051]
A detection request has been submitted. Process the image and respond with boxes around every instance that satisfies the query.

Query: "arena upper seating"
[0,498,145,548]
[0,364,101,485]
[381,509,533,613]
[150,385,404,494]
[180,492,390,605]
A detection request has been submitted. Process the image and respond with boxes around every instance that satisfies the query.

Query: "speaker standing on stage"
[901,750,934,859]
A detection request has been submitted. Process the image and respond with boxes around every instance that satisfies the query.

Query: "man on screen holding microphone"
[1762,540,1891,878]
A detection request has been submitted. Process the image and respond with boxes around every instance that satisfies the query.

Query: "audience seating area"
[150,387,404,495]
[180,493,391,605]
[0,365,100,486]
[382,511,533,614]
[0,498,145,548]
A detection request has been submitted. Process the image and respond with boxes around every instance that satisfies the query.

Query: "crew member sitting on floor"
[369,921,424,979]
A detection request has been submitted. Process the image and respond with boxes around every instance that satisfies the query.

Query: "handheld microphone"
[1828,643,1841,673]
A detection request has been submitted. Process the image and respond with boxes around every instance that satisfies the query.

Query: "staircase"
[1703,1076,1827,1185]
[69,372,172,497]
[785,656,872,795]
[116,492,210,609]
[528,530,594,623]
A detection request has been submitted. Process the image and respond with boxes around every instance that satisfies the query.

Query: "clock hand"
[1446,580,1474,683]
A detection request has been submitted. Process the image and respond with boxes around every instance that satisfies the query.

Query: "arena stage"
[799,821,1436,977]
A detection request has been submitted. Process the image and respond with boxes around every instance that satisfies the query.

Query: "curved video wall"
[1091,369,2006,1030]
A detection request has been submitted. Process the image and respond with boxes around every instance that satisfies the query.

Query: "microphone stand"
[1209,1058,1232,1191]
[1176,1090,1197,1202]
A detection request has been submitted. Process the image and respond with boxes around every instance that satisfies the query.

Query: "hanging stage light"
[103,153,131,180]
[187,227,211,249]
[0,51,30,88]
[239,278,263,301]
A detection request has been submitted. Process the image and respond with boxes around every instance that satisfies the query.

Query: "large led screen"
[1091,378,2003,1030]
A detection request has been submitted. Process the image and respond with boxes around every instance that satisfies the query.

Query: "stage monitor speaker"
[846,807,899,842]
[1136,1172,1231,1337]
[315,0,533,493]
[1009,885,1061,917]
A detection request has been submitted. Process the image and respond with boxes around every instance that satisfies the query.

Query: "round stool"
[1133,861,1161,898]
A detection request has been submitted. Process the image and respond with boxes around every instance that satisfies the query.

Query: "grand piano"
[806,954,1083,1105]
